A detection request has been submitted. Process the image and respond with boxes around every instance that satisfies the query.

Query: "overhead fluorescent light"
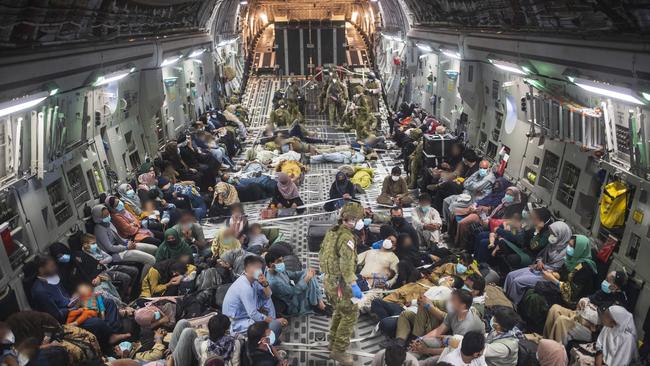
[416,43,433,53]
[161,56,182,67]
[643,92,650,101]
[93,68,135,86]
[489,59,528,75]
[259,13,268,24]
[189,49,206,58]
[49,88,59,96]
[441,48,461,60]
[351,11,359,23]
[0,91,49,118]
[571,77,645,105]
[239,0,248,4]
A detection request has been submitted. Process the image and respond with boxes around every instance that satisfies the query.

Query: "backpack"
[215,283,232,310]
[600,181,629,229]
[516,338,539,366]
[176,289,214,320]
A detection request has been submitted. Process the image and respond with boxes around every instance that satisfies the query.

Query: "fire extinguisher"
[393,56,401,65]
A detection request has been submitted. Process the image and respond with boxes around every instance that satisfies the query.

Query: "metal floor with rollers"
[211,75,403,365]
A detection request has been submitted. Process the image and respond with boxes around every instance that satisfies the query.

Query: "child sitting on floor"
[247,223,269,253]
[66,283,105,326]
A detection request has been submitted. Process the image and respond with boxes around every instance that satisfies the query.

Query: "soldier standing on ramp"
[318,202,365,366]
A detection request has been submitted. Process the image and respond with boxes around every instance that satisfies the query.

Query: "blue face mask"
[566,246,575,257]
[253,268,263,279]
[478,168,488,177]
[90,244,98,252]
[268,330,276,345]
[118,341,133,352]
[116,201,125,211]
[153,311,161,320]
[274,262,286,273]
[421,205,431,213]
[363,218,372,227]
[126,190,135,198]
[503,194,514,203]
[58,254,71,263]
[281,144,290,153]
[489,317,496,331]
[456,263,468,274]
[601,280,612,294]
[102,216,111,224]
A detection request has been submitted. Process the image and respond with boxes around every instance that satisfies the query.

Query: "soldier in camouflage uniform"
[318,202,365,366]
[326,77,347,128]
[318,72,332,113]
[285,78,303,122]
[268,101,292,128]
[365,72,381,113]
[407,128,424,189]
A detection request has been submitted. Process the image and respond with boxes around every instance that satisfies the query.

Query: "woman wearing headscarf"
[324,171,356,211]
[519,234,597,333]
[117,183,143,217]
[537,339,568,366]
[155,228,193,262]
[270,172,304,213]
[210,227,242,258]
[494,206,553,271]
[105,196,161,245]
[592,305,638,366]
[504,221,572,304]
[91,204,157,276]
[140,258,195,298]
[210,182,240,217]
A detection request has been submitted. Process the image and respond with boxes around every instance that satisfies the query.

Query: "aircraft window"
[46,178,73,225]
[626,233,640,261]
[538,150,559,191]
[556,161,580,208]
[66,165,90,207]
[487,142,498,159]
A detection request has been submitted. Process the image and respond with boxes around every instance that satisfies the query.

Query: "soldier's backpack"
[600,180,629,229]
[308,223,331,252]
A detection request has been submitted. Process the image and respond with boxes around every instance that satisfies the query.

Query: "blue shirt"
[222,275,272,333]
[31,278,71,323]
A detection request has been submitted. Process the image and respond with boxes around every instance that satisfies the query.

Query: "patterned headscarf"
[276,172,300,199]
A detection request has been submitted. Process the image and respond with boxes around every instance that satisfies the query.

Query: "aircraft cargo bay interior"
[0,1,649,366]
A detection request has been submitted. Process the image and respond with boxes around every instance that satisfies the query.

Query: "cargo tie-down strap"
[278,337,378,359]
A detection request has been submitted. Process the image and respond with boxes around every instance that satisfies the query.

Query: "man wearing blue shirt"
[222,256,288,339]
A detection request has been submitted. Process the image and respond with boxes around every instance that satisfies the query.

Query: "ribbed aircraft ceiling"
[403,0,650,34]
[0,0,648,49]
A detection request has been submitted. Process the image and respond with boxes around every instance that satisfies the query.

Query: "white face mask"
[45,274,61,285]
[354,219,365,231]
[2,331,15,345]
[382,239,393,250]
[548,234,558,244]
[391,175,399,182]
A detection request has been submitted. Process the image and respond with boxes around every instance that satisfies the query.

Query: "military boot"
[329,350,354,366]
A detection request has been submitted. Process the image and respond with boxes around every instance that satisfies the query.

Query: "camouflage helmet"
[409,128,423,140]
[340,202,364,221]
